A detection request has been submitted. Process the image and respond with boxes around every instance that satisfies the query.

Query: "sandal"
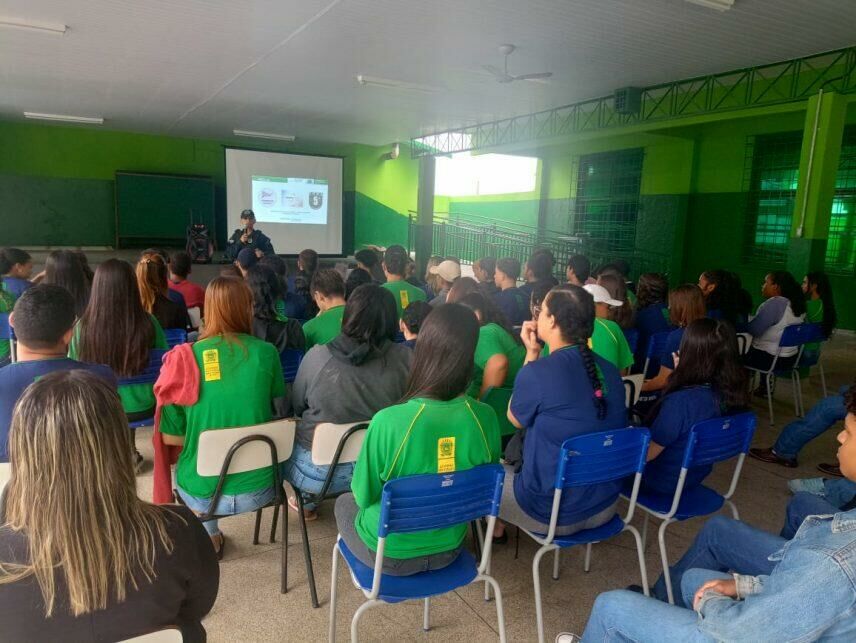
[287,496,318,522]
[211,533,226,561]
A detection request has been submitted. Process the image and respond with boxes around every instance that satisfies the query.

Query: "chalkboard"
[115,172,215,248]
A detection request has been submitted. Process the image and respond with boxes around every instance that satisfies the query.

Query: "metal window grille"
[572,148,644,257]
[742,132,803,265]
[826,126,856,275]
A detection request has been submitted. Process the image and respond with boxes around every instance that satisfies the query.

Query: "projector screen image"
[226,149,343,255]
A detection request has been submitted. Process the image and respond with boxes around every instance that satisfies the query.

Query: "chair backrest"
[556,427,650,489]
[480,386,517,437]
[311,421,369,466]
[121,628,183,643]
[0,462,11,499]
[117,349,167,386]
[779,322,826,349]
[623,328,639,354]
[187,306,202,329]
[736,332,751,355]
[164,328,187,348]
[683,412,756,470]
[196,418,296,476]
[622,375,644,409]
[645,330,671,359]
[280,349,304,383]
[378,463,504,538]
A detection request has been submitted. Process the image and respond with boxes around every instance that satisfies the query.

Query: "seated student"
[496,285,627,539]
[599,260,636,298]
[141,248,187,309]
[334,303,501,574]
[220,264,243,279]
[633,272,672,370]
[458,292,526,399]
[428,260,461,306]
[283,284,411,520]
[137,251,191,332]
[744,271,806,385]
[519,249,558,301]
[583,284,634,373]
[492,257,529,327]
[303,268,346,350]
[0,285,115,462]
[234,247,258,277]
[597,271,634,330]
[567,386,856,643]
[642,284,707,392]
[380,245,428,318]
[446,276,481,304]
[473,256,498,296]
[400,300,432,348]
[355,248,385,283]
[259,254,307,321]
[800,270,837,369]
[168,251,206,317]
[245,264,305,353]
[0,371,218,642]
[698,269,747,327]
[159,277,286,555]
[69,259,168,467]
[0,247,33,299]
[345,267,373,300]
[0,287,13,368]
[640,318,749,496]
[565,253,591,287]
[404,257,426,290]
[291,248,320,318]
[42,250,91,318]
[423,255,444,299]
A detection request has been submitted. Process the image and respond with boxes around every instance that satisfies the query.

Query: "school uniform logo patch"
[437,437,456,473]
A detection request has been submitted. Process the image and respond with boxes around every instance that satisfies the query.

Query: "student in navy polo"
[0,285,115,462]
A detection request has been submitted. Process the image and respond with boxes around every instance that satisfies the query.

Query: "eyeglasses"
[531,303,542,319]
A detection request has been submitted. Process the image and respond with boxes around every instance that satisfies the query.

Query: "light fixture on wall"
[233,129,296,142]
[684,0,734,11]
[382,143,400,161]
[356,75,443,94]
[24,112,103,125]
[0,17,67,35]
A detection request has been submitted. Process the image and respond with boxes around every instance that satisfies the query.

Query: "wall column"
[787,90,846,277]
[536,158,551,245]
[415,155,436,276]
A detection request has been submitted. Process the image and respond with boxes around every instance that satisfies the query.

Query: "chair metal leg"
[514,526,521,559]
[270,503,279,543]
[532,545,552,643]
[552,548,560,580]
[480,575,508,643]
[641,512,650,550]
[625,525,649,596]
[328,544,340,643]
[657,519,675,604]
[584,543,593,573]
[295,493,319,608]
[766,373,775,426]
[423,597,430,632]
[350,599,378,643]
[726,499,740,521]
[252,508,263,545]
[471,521,482,559]
[280,499,288,594]
[484,555,492,602]
[791,371,801,418]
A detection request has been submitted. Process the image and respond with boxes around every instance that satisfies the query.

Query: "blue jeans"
[781,492,841,539]
[177,486,276,536]
[281,443,354,511]
[773,388,848,459]
[652,515,782,607]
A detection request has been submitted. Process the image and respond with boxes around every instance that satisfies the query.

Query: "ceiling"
[1,0,854,147]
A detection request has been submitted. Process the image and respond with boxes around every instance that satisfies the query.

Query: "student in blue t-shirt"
[640,318,749,496]
[0,285,115,462]
[0,248,34,300]
[492,257,529,327]
[494,284,627,539]
[632,273,673,372]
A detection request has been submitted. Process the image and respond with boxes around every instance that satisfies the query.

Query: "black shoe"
[817,462,844,478]
[625,584,644,594]
[492,530,509,545]
[748,447,797,468]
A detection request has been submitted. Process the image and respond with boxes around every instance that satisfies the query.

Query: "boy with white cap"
[583,283,634,373]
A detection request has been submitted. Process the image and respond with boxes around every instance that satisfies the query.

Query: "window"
[573,148,644,255]
[826,126,856,274]
[434,152,538,197]
[743,132,803,264]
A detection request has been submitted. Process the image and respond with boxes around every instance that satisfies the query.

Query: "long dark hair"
[636,273,668,310]
[769,270,806,317]
[77,259,154,377]
[43,250,91,318]
[805,271,837,337]
[701,269,747,325]
[457,292,520,344]
[341,284,397,346]
[403,304,479,401]
[544,285,607,419]
[245,264,280,321]
[647,318,749,423]
[345,268,373,300]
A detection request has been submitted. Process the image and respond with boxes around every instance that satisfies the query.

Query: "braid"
[577,341,607,420]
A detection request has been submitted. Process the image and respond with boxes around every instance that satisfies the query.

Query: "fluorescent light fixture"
[232,129,296,142]
[24,112,103,125]
[0,17,67,35]
[684,0,734,10]
[356,74,443,94]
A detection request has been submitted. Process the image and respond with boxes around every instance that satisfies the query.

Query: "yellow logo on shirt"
[202,349,221,382]
[400,289,410,310]
[437,437,456,473]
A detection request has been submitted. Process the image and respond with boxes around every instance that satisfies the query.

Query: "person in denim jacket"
[559,384,856,642]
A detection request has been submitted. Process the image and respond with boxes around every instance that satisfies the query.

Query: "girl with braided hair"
[493,284,628,540]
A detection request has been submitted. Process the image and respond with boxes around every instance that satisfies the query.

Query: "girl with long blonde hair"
[136,250,191,331]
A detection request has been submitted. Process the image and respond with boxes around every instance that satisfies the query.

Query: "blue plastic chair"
[642,330,672,379]
[518,427,651,643]
[745,323,825,425]
[117,349,167,428]
[0,313,15,363]
[623,328,639,354]
[329,464,507,643]
[280,349,304,384]
[626,412,756,605]
[163,328,188,348]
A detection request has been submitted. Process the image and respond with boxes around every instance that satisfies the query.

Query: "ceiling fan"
[482,44,552,84]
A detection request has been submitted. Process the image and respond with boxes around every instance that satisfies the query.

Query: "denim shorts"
[281,443,355,511]
[177,486,276,536]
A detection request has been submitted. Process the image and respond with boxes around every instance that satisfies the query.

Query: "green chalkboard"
[115,172,215,248]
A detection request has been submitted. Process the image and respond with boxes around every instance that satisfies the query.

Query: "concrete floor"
[131,330,854,643]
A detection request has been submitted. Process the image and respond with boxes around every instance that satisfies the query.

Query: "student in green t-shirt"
[303,268,346,351]
[802,271,837,346]
[334,303,501,574]
[160,277,285,554]
[583,284,634,374]
[457,292,526,398]
[0,287,14,366]
[380,245,427,318]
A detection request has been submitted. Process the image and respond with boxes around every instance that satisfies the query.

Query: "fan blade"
[482,64,513,82]
[513,72,553,81]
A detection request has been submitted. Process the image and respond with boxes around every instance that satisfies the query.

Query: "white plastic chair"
[622,374,644,409]
[121,628,183,642]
